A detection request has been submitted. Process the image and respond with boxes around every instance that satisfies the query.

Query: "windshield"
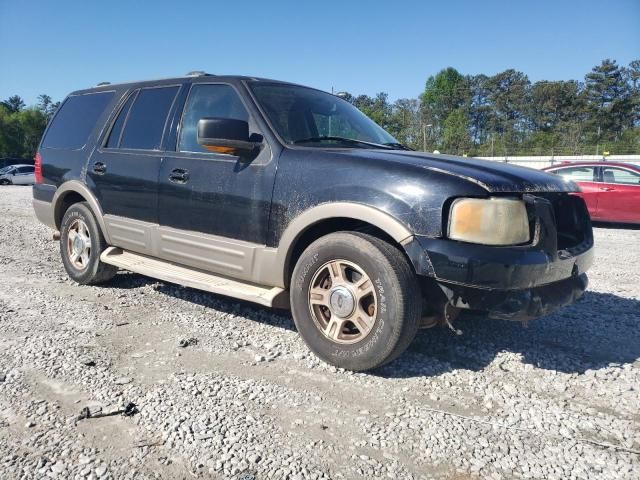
[0,166,14,174]
[249,83,398,148]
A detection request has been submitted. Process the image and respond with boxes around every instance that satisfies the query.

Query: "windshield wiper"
[383,142,412,151]
[293,136,393,149]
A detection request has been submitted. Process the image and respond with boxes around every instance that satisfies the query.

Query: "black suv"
[33,73,594,371]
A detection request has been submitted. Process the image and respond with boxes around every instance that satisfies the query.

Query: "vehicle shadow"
[593,222,640,230]
[103,272,639,378]
[375,290,640,378]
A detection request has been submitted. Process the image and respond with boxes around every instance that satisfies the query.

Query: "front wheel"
[60,202,117,284]
[290,232,421,371]
[0,179,11,185]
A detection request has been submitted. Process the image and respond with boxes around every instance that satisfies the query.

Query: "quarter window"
[120,86,179,150]
[551,166,596,182]
[179,84,249,153]
[602,167,640,185]
[41,91,114,150]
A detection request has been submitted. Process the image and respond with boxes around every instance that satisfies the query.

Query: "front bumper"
[406,194,594,322]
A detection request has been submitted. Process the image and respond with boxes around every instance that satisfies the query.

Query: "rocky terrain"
[0,185,638,479]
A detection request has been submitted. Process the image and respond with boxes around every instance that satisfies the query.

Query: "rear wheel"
[290,232,421,371]
[60,202,117,284]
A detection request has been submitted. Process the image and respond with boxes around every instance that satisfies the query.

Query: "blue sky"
[1,0,639,105]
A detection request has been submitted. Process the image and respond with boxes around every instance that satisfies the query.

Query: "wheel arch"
[53,181,111,243]
[277,202,419,288]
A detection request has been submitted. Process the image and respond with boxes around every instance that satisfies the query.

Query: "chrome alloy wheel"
[67,219,91,270]
[308,259,377,344]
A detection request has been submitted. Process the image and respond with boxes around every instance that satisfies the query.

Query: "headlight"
[448,197,530,246]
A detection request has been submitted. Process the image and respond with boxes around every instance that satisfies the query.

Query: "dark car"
[543,162,640,224]
[32,73,594,371]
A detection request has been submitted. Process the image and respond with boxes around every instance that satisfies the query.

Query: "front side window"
[119,86,179,150]
[17,166,34,173]
[249,83,398,148]
[551,166,596,182]
[179,84,249,153]
[602,167,640,185]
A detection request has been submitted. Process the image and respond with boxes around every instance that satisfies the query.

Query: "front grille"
[531,193,592,254]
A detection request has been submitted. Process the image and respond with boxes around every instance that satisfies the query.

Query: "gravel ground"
[0,185,638,480]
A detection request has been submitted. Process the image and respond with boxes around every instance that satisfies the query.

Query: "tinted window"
[41,92,114,149]
[106,91,137,148]
[551,166,596,182]
[17,166,34,173]
[120,86,179,150]
[602,167,640,185]
[250,83,397,146]
[179,84,249,153]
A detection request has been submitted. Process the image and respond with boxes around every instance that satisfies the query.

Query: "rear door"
[88,85,181,254]
[157,82,277,278]
[596,166,640,223]
[548,165,600,218]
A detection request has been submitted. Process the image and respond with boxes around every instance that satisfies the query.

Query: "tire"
[290,232,421,371]
[60,202,117,285]
[0,179,10,185]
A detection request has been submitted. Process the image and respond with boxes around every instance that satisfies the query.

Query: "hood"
[335,150,578,194]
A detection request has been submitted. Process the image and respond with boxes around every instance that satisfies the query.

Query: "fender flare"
[52,180,112,244]
[274,202,416,286]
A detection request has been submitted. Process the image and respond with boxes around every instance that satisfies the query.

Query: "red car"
[543,162,640,224]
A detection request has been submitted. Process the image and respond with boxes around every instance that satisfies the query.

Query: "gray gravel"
[0,185,638,479]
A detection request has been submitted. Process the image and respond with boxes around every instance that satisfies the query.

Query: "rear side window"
[602,167,640,185]
[119,86,179,150]
[41,91,114,149]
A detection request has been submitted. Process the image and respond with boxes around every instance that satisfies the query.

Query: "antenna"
[96,82,111,86]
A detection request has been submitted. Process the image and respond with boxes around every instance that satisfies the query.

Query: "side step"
[100,247,289,308]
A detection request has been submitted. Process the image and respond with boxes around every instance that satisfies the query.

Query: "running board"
[100,247,289,308]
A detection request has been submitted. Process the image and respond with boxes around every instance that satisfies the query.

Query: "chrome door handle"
[169,168,189,183]
[92,162,107,175]
[599,187,614,191]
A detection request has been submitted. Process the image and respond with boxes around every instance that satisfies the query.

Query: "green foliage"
[0,95,53,158]
[345,58,639,155]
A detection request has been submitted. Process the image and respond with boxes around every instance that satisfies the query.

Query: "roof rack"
[185,71,213,77]
[96,81,111,86]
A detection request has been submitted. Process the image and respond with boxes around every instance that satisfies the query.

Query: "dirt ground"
[0,185,638,480]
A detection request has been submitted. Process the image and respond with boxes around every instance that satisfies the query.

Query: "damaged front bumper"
[405,194,594,322]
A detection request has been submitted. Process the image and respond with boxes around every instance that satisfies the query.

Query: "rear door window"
[41,91,115,150]
[178,84,249,153]
[120,86,179,150]
[551,166,596,182]
[602,167,640,185]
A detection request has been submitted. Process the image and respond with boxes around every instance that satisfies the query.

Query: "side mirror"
[197,117,258,154]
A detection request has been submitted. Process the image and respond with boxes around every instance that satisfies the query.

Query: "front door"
[88,85,181,254]
[157,82,277,278]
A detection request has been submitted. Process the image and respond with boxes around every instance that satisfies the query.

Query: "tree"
[420,67,470,147]
[484,69,530,143]
[584,59,634,141]
[37,94,60,120]
[442,108,471,154]
[1,95,26,113]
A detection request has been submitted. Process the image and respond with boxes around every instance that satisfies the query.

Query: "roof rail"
[185,71,213,77]
[96,81,111,86]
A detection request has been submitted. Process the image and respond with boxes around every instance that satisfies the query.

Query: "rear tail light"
[34,152,43,184]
